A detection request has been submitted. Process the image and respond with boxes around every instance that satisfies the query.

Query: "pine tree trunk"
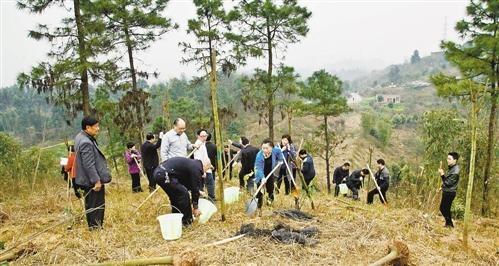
[288,110,292,135]
[324,115,331,194]
[463,92,478,247]
[266,18,274,140]
[482,82,497,216]
[73,0,90,116]
[210,49,226,221]
[124,21,137,91]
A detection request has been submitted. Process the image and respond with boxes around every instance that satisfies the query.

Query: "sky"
[0,0,469,88]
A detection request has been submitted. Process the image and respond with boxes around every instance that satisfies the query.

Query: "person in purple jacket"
[125,142,143,193]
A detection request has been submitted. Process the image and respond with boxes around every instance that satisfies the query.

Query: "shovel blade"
[291,188,300,198]
[245,198,258,216]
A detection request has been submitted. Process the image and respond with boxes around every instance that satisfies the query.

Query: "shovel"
[281,153,300,199]
[366,164,388,206]
[245,162,283,216]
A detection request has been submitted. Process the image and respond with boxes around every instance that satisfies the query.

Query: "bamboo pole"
[89,256,173,266]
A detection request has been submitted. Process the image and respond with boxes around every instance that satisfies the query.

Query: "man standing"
[298,149,316,187]
[346,169,369,200]
[153,157,212,226]
[205,133,217,176]
[367,159,389,204]
[230,137,259,192]
[438,152,460,228]
[254,139,283,213]
[74,117,111,230]
[333,162,350,197]
[193,129,215,201]
[160,118,198,162]
[141,132,162,192]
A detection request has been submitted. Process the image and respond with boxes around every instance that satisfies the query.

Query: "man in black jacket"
[153,157,211,226]
[230,137,259,192]
[438,152,460,228]
[367,159,389,204]
[333,162,350,197]
[205,133,217,175]
[141,132,162,192]
[298,149,316,187]
[346,169,369,200]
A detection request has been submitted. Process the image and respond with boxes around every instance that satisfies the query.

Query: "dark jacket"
[347,170,363,185]
[141,139,161,170]
[240,145,259,175]
[441,164,460,192]
[300,154,316,181]
[74,131,111,188]
[333,166,349,184]
[154,157,204,209]
[374,167,390,189]
[205,141,217,170]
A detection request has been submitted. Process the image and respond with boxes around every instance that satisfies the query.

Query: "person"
[230,137,259,192]
[438,152,460,228]
[346,169,369,200]
[276,134,297,195]
[254,139,283,214]
[64,144,82,198]
[124,142,143,193]
[333,162,350,197]
[74,117,111,230]
[298,149,316,187]
[193,129,215,201]
[160,118,198,162]
[222,145,238,180]
[153,157,212,226]
[205,133,217,177]
[141,132,162,193]
[367,159,389,204]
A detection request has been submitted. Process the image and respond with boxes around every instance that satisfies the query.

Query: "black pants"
[239,170,246,188]
[277,168,296,194]
[83,186,105,230]
[303,175,314,187]
[145,167,157,191]
[440,191,456,227]
[131,173,142,192]
[347,180,361,199]
[156,175,193,225]
[257,175,274,209]
[367,186,388,204]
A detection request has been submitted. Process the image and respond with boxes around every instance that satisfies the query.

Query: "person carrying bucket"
[254,139,283,215]
[153,157,212,226]
[333,162,350,197]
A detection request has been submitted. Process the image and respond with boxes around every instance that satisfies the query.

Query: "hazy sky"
[0,0,469,88]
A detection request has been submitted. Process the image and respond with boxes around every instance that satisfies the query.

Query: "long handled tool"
[281,153,300,199]
[366,164,388,206]
[133,156,148,185]
[221,150,241,179]
[245,162,283,216]
[135,147,199,212]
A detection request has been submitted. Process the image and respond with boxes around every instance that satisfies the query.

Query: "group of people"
[64,116,460,230]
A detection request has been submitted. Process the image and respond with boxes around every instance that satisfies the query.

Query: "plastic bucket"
[339,183,348,195]
[224,187,240,204]
[198,198,217,224]
[157,213,183,240]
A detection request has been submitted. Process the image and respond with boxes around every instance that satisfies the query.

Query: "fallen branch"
[204,234,246,248]
[0,243,36,262]
[368,240,410,266]
[89,256,173,266]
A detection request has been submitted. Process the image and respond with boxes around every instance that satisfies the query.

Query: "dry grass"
[0,174,498,265]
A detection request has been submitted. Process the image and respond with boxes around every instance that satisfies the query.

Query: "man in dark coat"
[154,157,211,225]
[141,132,162,192]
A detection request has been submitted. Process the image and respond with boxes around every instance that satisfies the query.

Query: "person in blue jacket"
[254,139,283,211]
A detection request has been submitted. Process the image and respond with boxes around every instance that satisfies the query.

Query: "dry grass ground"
[0,174,497,265]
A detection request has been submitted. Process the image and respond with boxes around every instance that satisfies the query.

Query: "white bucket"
[339,183,348,195]
[157,213,183,240]
[198,198,217,224]
[224,187,240,204]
